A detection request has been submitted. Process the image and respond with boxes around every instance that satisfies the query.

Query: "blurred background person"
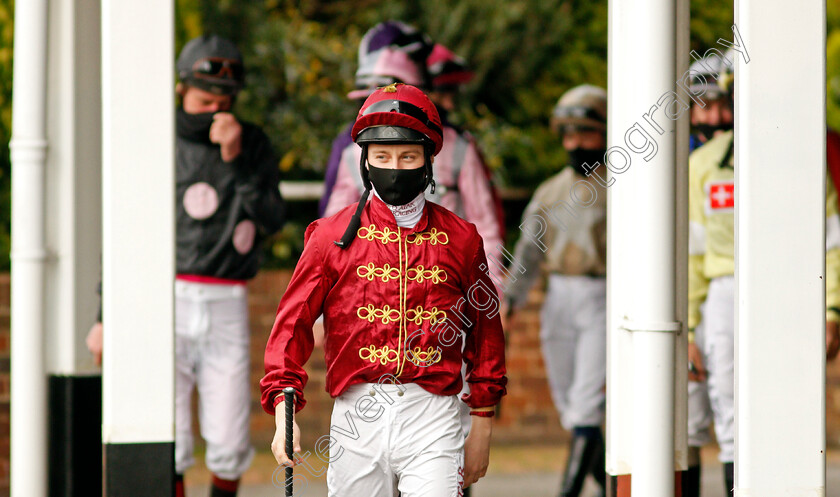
[683,49,736,497]
[687,55,840,497]
[503,85,608,497]
[323,22,505,285]
[687,50,734,152]
[318,20,434,218]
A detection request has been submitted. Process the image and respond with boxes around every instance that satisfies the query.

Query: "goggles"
[553,105,605,123]
[190,57,244,82]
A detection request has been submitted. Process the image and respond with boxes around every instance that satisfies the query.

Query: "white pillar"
[101,0,175,491]
[9,0,49,495]
[43,1,103,493]
[734,1,825,494]
[45,0,102,374]
[607,0,689,494]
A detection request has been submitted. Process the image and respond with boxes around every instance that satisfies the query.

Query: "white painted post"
[45,0,103,375]
[9,0,49,494]
[101,0,175,492]
[607,0,689,494]
[43,0,104,493]
[734,1,825,494]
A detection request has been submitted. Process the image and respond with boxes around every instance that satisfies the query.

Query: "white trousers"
[690,276,735,463]
[540,274,607,430]
[174,280,255,479]
[327,383,465,497]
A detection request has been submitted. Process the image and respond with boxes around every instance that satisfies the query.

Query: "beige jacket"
[505,167,607,308]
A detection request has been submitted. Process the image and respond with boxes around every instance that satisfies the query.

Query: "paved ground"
[186,473,604,497]
[184,445,840,496]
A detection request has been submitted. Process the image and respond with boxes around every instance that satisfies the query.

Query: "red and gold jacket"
[261,195,507,414]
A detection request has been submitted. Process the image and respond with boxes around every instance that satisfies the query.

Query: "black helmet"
[176,35,244,95]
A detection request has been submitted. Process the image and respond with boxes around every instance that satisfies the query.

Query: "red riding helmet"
[427,44,474,92]
[352,83,444,156]
[334,84,444,249]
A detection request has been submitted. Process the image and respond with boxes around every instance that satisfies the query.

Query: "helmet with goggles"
[688,48,735,101]
[177,35,244,95]
[550,84,607,134]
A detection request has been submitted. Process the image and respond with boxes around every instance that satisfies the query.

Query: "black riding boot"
[682,464,701,497]
[559,426,602,497]
[723,462,734,497]
[586,429,606,496]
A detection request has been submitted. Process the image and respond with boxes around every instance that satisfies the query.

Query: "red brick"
[0,376,8,403]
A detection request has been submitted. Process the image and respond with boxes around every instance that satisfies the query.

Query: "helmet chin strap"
[334,187,370,249]
[359,144,372,191]
[425,143,435,194]
[334,144,372,249]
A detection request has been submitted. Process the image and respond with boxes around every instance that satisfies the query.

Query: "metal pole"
[607,0,686,494]
[735,0,825,493]
[9,1,50,495]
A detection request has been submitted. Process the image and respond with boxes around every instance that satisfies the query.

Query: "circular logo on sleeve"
[233,220,256,254]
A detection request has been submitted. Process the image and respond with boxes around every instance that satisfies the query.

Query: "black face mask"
[367,164,427,206]
[176,108,215,143]
[692,123,733,144]
[567,148,606,177]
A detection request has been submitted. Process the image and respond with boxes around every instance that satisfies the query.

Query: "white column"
[9,0,49,495]
[607,0,688,494]
[45,0,103,374]
[101,0,175,448]
[734,0,825,494]
[39,2,104,493]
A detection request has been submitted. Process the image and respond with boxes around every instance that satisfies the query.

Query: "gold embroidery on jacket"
[357,263,401,282]
[357,225,400,244]
[356,224,449,247]
[397,227,407,375]
[357,304,402,324]
[406,228,449,246]
[358,344,399,365]
[407,346,442,365]
[406,265,448,284]
[405,306,447,326]
[357,344,441,366]
[354,226,450,375]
